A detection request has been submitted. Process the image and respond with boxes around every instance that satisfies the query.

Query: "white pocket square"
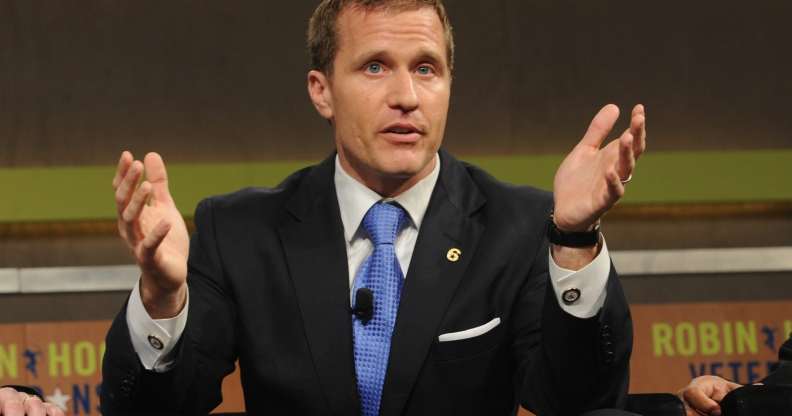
[438,317,501,343]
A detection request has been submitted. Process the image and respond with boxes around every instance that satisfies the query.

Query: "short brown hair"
[307,0,455,74]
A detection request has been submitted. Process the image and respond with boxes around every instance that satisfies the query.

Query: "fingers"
[710,380,742,402]
[614,104,645,184]
[141,219,173,260]
[678,376,743,416]
[112,151,134,189]
[0,387,28,416]
[606,168,625,201]
[710,386,730,403]
[579,104,620,149]
[0,386,17,399]
[2,400,25,415]
[121,181,153,246]
[630,104,647,159]
[683,404,708,416]
[24,394,47,416]
[631,103,644,122]
[144,152,174,204]
[115,160,144,216]
[44,402,66,416]
[0,386,65,416]
[681,387,722,416]
[617,132,636,181]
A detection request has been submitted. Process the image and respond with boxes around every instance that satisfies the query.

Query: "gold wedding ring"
[620,174,633,184]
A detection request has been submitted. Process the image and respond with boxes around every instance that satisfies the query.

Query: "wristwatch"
[546,213,600,247]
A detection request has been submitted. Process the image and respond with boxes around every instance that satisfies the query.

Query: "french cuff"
[126,278,189,372]
[548,237,610,319]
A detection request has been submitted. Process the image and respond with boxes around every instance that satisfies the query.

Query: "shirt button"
[148,335,164,350]
[562,288,581,305]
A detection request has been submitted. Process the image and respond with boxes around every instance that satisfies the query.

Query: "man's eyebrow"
[352,50,389,66]
[352,49,447,69]
[414,49,445,67]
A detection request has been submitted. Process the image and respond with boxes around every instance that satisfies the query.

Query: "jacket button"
[119,376,136,397]
[600,325,611,337]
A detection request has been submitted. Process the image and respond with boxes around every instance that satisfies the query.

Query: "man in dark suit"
[678,335,792,415]
[102,1,647,415]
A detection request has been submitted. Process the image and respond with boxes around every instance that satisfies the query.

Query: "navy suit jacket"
[101,150,632,415]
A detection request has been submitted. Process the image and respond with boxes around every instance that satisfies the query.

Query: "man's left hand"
[553,104,647,232]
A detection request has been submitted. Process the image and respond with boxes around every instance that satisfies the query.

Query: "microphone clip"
[352,288,374,324]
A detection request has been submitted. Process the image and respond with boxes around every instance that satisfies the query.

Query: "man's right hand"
[113,151,190,319]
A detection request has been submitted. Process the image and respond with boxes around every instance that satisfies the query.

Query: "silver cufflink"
[148,335,164,350]
[562,288,581,305]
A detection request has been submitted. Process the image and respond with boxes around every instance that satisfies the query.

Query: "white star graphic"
[45,387,70,411]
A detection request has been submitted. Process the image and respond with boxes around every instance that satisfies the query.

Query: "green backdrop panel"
[0,150,789,222]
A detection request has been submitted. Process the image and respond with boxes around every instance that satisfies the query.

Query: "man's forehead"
[335,6,446,53]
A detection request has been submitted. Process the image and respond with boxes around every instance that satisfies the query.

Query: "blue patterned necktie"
[352,202,408,416]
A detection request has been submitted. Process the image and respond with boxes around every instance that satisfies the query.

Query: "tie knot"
[362,202,407,246]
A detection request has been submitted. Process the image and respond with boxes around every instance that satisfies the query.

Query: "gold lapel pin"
[446,248,462,262]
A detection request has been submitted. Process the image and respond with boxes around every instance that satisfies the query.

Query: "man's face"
[309,6,451,194]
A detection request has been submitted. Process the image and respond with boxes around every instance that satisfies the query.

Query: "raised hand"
[113,151,190,318]
[553,104,647,232]
[678,375,742,416]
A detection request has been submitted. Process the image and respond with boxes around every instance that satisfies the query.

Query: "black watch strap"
[546,214,600,247]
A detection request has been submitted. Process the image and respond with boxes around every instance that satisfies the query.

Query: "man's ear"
[307,70,334,121]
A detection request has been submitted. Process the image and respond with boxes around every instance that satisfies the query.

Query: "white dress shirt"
[127,154,611,371]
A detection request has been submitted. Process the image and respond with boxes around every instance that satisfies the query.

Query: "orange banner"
[2,301,790,414]
[0,320,242,415]
[630,301,792,393]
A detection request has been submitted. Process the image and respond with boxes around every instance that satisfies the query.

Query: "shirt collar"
[334,154,440,243]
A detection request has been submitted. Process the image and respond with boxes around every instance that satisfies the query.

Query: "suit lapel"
[380,151,487,416]
[277,156,360,415]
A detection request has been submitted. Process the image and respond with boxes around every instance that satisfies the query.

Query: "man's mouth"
[387,127,416,134]
[381,123,424,142]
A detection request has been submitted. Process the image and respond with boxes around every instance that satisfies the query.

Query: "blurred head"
[307,0,455,196]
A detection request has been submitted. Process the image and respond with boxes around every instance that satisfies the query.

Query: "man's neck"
[338,156,438,198]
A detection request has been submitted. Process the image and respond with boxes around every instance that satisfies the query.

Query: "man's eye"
[417,65,434,75]
[366,63,383,74]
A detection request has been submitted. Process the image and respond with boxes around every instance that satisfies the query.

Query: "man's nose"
[386,70,419,113]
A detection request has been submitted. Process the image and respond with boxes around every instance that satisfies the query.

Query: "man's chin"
[376,157,433,181]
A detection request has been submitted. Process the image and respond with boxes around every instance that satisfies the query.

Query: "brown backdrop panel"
[1,0,791,167]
